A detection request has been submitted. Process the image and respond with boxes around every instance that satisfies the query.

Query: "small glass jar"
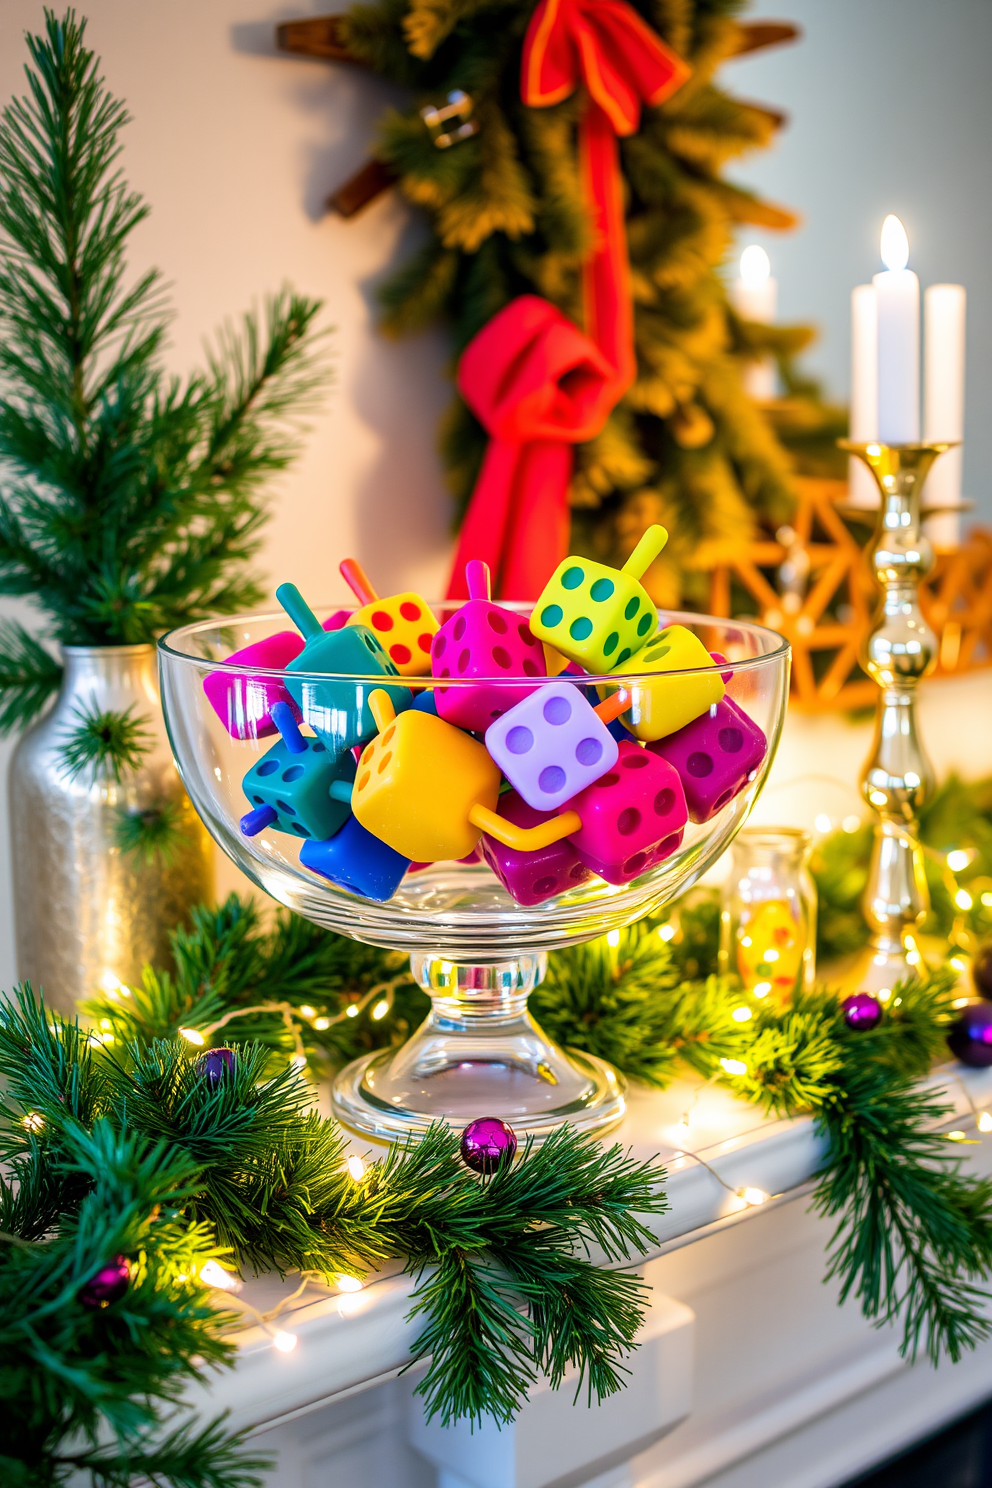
[720,828,817,1001]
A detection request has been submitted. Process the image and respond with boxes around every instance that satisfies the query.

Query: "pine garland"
[0,11,330,751]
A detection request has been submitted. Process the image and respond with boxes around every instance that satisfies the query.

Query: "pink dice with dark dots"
[432,560,545,732]
[479,789,592,905]
[203,631,303,740]
[562,741,688,885]
[485,681,619,812]
[647,697,767,823]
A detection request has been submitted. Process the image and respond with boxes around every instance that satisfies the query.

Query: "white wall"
[0,2,989,991]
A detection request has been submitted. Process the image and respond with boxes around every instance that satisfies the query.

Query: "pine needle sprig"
[0,620,63,734]
[59,700,152,781]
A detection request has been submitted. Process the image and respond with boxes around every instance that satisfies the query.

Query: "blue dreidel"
[276,582,411,755]
[240,701,356,841]
[300,817,411,902]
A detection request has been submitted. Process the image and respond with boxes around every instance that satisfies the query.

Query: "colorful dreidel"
[340,557,438,677]
[300,817,410,903]
[562,740,688,885]
[431,560,546,733]
[204,631,303,740]
[277,582,411,756]
[239,702,356,841]
[530,525,668,672]
[479,790,592,906]
[647,697,767,823]
[607,624,726,742]
[484,681,627,813]
[352,691,581,864]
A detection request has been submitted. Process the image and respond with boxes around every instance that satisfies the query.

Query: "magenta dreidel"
[484,682,627,812]
[479,789,591,905]
[431,560,546,732]
[647,697,767,823]
[562,740,688,885]
[203,631,303,740]
[239,702,356,842]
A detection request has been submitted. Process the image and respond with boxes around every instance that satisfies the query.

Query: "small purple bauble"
[949,1001,992,1067]
[198,1046,236,1087]
[79,1255,130,1309]
[841,992,883,1031]
[460,1117,518,1174]
[972,942,992,1001]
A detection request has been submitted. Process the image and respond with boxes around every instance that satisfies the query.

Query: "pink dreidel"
[562,740,688,885]
[432,560,545,732]
[479,789,592,905]
[647,697,767,823]
[203,631,303,740]
[484,682,627,812]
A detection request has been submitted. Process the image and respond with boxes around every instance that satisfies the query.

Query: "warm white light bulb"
[346,1155,366,1182]
[814,814,832,835]
[371,1001,389,1021]
[740,245,771,288]
[946,849,971,872]
[740,1186,769,1207]
[657,924,675,942]
[880,215,909,271]
[607,929,621,948]
[336,1275,364,1293]
[272,1330,298,1352]
[200,1260,241,1292]
[979,1112,992,1133]
[720,1057,748,1076]
[179,1027,205,1046]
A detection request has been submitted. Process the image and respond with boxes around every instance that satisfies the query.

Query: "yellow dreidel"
[340,557,438,677]
[530,525,669,673]
[352,691,604,864]
[609,624,726,741]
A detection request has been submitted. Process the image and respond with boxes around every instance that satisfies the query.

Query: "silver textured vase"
[9,644,214,1014]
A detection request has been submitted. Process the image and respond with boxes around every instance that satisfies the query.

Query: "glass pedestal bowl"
[159,608,789,1144]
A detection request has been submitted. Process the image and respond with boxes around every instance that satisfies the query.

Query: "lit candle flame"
[740,245,771,289]
[880,215,909,272]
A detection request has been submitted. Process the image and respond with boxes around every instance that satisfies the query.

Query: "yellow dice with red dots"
[346,592,437,677]
[608,624,725,741]
[353,695,501,862]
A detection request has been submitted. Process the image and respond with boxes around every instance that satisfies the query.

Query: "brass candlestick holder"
[838,440,956,996]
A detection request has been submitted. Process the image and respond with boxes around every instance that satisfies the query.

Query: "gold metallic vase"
[838,440,954,996]
[9,644,213,1014]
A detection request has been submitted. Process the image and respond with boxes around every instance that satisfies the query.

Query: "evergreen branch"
[0,620,62,734]
[113,800,186,865]
[59,700,152,781]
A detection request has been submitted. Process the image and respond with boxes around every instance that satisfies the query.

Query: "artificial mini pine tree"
[0,9,329,740]
[279,0,838,605]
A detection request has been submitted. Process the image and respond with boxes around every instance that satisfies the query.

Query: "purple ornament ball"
[949,1001,992,1068]
[198,1047,236,1087]
[972,942,992,1001]
[460,1117,518,1174]
[79,1254,130,1309]
[841,992,883,1031]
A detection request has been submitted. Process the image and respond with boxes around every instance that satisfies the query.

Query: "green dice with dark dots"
[242,734,356,840]
[531,557,659,672]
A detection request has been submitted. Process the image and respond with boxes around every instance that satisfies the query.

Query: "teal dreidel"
[240,701,356,842]
[276,582,411,755]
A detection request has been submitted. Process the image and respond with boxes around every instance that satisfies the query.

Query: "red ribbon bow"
[447,295,616,601]
[447,0,689,600]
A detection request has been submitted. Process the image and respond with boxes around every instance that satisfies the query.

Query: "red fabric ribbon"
[447,0,689,600]
[447,295,616,600]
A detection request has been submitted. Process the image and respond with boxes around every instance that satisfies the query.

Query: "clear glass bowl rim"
[158,605,790,684]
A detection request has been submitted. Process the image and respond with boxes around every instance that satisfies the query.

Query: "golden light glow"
[346,1155,366,1182]
[740,244,771,287]
[314,1017,330,1031]
[607,929,621,947]
[955,889,974,911]
[272,1331,298,1352]
[949,958,967,973]
[739,1186,769,1207]
[657,923,676,942]
[200,1260,241,1292]
[753,981,771,998]
[179,1027,205,1046]
[22,1112,44,1133]
[732,1006,752,1023]
[814,814,832,834]
[946,849,971,873]
[842,815,862,833]
[336,1275,364,1294]
[371,1001,389,1021]
[720,1058,748,1076]
[880,214,909,271]
[346,1005,359,1018]
[979,1112,992,1133]
[299,1006,316,1019]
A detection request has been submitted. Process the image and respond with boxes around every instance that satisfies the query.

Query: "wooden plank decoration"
[700,477,992,710]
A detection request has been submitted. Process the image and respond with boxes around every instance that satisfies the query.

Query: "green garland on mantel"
[6,773,992,1484]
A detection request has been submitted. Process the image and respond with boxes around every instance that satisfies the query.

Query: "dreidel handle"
[593,691,629,725]
[271,701,307,754]
[340,558,378,606]
[469,803,581,853]
[368,688,398,733]
[276,582,324,640]
[465,559,492,603]
[621,524,668,580]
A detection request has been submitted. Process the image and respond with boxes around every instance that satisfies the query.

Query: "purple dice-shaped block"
[203,631,303,740]
[203,613,355,740]
[485,681,619,812]
[647,697,767,823]
[479,789,592,906]
[563,741,688,885]
[432,560,546,733]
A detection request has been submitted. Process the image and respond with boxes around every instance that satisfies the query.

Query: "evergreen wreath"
[306,0,843,599]
[0,10,330,773]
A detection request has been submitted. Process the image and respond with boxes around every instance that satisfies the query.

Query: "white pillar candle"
[848,284,879,507]
[873,215,920,443]
[923,283,966,549]
[731,246,778,401]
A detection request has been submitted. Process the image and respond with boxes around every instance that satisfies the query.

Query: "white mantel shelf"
[187,1065,992,1488]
